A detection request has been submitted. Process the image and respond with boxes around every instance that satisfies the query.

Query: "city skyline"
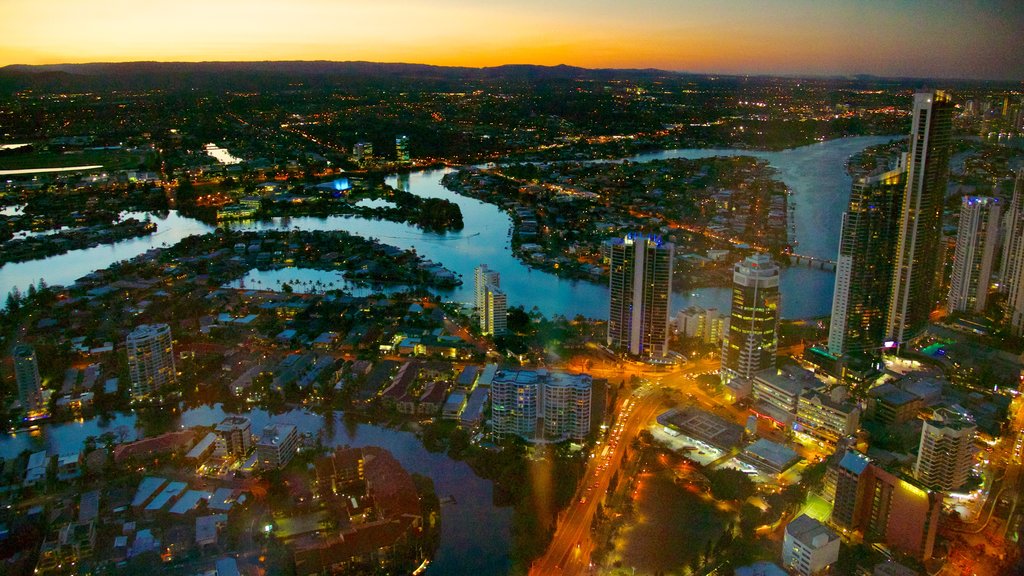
[1,0,1023,81]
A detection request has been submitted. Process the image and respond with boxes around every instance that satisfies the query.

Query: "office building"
[607,234,675,358]
[887,91,954,347]
[255,423,299,469]
[1003,171,1024,335]
[474,264,507,335]
[126,323,176,400]
[947,196,1000,314]
[828,161,905,355]
[722,253,779,386]
[395,135,411,164]
[751,366,818,426]
[215,416,253,456]
[782,514,840,576]
[795,388,861,444]
[490,369,594,442]
[676,306,729,345]
[12,343,46,419]
[352,141,373,163]
[914,408,976,491]
[831,451,941,560]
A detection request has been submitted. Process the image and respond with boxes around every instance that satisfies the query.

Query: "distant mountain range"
[0,61,678,92]
[0,60,1011,93]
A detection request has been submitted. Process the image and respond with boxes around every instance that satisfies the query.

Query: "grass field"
[0,148,142,172]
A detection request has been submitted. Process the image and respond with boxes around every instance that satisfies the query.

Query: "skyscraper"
[12,344,45,419]
[606,234,675,358]
[886,91,954,346]
[474,264,506,336]
[947,196,1000,314]
[395,135,411,164]
[722,253,779,386]
[126,323,176,400]
[914,408,976,491]
[1002,170,1024,335]
[828,159,905,355]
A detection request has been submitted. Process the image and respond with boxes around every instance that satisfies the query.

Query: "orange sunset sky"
[1,0,1022,80]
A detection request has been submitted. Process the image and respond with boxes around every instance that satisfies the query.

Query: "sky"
[1,0,1022,80]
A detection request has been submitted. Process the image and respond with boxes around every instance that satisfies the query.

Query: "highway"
[532,358,723,575]
[531,384,665,575]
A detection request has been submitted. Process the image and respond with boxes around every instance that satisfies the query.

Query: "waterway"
[0,405,510,575]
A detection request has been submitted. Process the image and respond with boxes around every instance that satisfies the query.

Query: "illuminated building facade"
[886,91,954,346]
[914,408,976,491]
[606,234,675,358]
[947,196,1000,314]
[828,161,905,355]
[831,451,941,560]
[490,369,593,442]
[722,253,779,387]
[395,135,411,164]
[126,323,176,400]
[13,343,46,420]
[1003,170,1024,335]
[474,264,506,335]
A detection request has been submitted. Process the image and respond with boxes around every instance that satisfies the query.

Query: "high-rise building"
[831,451,941,560]
[828,161,905,355]
[914,408,976,491]
[886,91,954,347]
[125,323,176,400]
[722,253,779,386]
[395,135,411,164]
[490,369,594,442]
[474,264,506,336]
[12,344,46,419]
[947,196,1001,314]
[1002,171,1024,335]
[606,234,675,358]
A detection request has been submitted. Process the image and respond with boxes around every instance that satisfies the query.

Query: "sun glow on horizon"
[1,0,1021,80]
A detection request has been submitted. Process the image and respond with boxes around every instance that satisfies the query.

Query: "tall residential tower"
[12,344,46,419]
[1003,170,1024,335]
[828,160,905,355]
[474,265,506,336]
[126,323,176,400]
[947,196,1000,314]
[606,234,675,358]
[886,91,954,346]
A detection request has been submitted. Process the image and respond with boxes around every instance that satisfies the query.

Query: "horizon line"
[2,59,1020,85]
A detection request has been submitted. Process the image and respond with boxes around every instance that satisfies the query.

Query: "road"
[531,385,664,576]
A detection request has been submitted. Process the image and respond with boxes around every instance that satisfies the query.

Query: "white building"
[676,306,729,345]
[782,514,840,576]
[12,343,45,418]
[722,254,779,387]
[491,369,593,442]
[1003,170,1024,335]
[475,264,507,336]
[256,423,299,469]
[126,324,176,400]
[795,388,861,444]
[914,407,976,491]
[948,196,1000,314]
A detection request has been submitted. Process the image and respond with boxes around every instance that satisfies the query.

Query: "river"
[0,135,896,319]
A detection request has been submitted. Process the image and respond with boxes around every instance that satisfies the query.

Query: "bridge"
[787,253,836,271]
